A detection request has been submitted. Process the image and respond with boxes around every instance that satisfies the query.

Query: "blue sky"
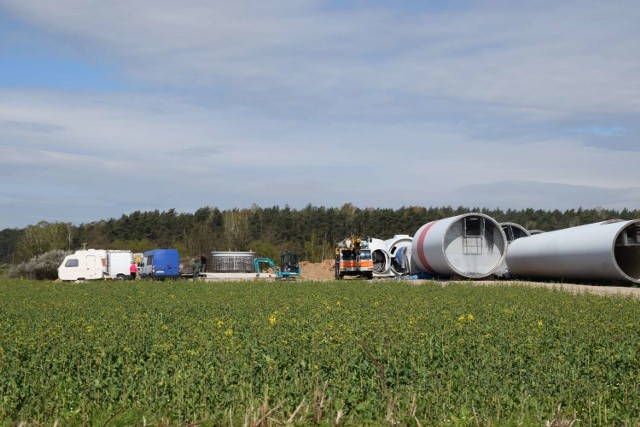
[0,0,639,229]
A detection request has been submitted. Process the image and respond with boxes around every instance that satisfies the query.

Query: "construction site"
[194,212,640,291]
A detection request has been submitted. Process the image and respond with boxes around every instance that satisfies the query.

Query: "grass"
[0,278,639,426]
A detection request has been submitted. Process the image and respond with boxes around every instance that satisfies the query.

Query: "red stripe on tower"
[416,221,438,275]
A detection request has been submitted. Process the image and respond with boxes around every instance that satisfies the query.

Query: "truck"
[58,249,133,281]
[140,248,180,279]
[335,237,373,279]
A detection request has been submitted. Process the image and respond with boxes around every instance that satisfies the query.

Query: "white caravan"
[58,249,133,281]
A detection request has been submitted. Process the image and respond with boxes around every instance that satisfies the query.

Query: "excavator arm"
[254,258,279,275]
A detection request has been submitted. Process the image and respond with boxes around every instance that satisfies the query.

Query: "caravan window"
[65,258,79,267]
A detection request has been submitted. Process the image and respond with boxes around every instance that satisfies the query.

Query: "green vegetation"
[1,278,639,426]
[2,204,639,265]
[5,249,69,280]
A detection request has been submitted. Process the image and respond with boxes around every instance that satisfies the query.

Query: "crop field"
[0,278,639,426]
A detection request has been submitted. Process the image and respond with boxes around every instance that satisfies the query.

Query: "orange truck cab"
[335,237,373,279]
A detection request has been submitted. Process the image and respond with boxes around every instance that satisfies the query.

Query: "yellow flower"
[216,320,225,328]
[269,314,277,325]
[537,320,543,327]
[466,314,474,321]
[225,328,233,336]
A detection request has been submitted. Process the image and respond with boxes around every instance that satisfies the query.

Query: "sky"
[1,0,639,229]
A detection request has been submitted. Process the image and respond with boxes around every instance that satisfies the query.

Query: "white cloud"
[4,0,639,115]
[0,0,639,228]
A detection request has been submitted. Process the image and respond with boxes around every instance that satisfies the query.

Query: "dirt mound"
[299,259,334,281]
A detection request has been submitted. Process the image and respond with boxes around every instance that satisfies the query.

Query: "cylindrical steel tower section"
[500,222,531,243]
[411,213,507,279]
[369,238,391,276]
[529,229,546,235]
[505,219,640,283]
[210,251,256,273]
[385,235,413,275]
[495,222,531,277]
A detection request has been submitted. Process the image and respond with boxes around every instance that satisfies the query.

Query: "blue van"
[140,249,180,279]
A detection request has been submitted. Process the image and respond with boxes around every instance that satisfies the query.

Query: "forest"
[2,204,639,265]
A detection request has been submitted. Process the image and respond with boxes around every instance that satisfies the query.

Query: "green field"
[0,278,639,426]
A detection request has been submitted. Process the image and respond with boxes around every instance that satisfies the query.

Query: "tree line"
[2,204,638,264]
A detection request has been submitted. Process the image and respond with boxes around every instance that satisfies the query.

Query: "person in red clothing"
[129,261,138,280]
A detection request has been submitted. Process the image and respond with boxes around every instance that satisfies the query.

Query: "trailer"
[58,249,133,281]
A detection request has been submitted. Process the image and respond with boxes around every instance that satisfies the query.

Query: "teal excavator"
[253,252,301,280]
